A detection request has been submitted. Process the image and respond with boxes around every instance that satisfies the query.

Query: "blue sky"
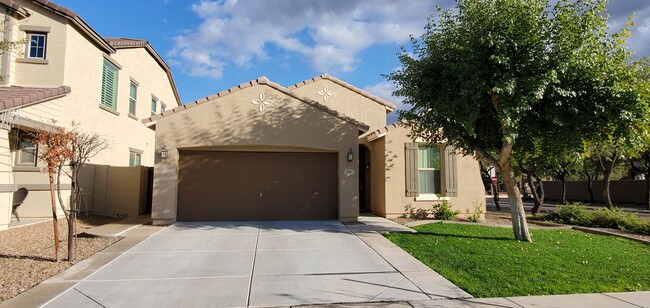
[55,0,650,123]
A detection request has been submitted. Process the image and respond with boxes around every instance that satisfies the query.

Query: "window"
[100,59,119,110]
[17,133,37,166]
[128,81,138,116]
[160,102,166,113]
[417,146,441,194]
[151,96,157,115]
[27,33,47,59]
[129,151,142,167]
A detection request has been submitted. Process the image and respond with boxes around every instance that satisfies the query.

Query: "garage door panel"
[178,151,337,221]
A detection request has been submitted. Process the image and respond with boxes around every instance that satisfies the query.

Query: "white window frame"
[160,102,166,113]
[27,33,47,59]
[151,95,157,115]
[128,80,138,116]
[16,132,38,166]
[129,149,142,167]
[414,145,447,201]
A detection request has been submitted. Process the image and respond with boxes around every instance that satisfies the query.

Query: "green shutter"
[445,145,458,197]
[405,143,419,197]
[101,59,118,109]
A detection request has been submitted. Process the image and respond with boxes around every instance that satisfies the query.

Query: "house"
[0,0,180,230]
[144,74,484,224]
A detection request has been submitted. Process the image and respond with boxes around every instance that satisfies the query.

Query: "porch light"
[160,145,168,159]
[347,148,353,162]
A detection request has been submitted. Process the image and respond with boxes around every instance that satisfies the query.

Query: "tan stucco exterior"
[151,80,362,225]
[0,0,180,225]
[368,125,485,219]
[289,78,390,129]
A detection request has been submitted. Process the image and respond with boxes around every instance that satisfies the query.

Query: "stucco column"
[0,124,14,230]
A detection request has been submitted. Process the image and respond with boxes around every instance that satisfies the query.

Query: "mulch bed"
[0,215,119,302]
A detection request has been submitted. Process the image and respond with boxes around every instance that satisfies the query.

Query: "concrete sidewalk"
[2,216,648,308]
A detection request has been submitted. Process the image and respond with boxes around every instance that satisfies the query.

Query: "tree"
[33,126,108,262]
[582,157,600,204]
[479,161,501,210]
[33,128,74,262]
[388,0,648,242]
[64,130,108,261]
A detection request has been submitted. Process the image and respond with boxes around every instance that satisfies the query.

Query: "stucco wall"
[12,1,67,86]
[152,83,361,224]
[373,125,485,219]
[290,79,388,130]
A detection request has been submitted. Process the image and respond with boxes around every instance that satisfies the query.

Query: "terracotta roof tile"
[289,73,397,110]
[0,86,71,111]
[141,77,369,132]
[104,37,149,48]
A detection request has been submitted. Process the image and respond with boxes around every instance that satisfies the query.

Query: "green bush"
[536,202,650,235]
[552,202,594,226]
[432,200,460,220]
[466,200,484,222]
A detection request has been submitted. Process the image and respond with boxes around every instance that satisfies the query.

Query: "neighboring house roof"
[28,0,116,53]
[0,85,71,111]
[142,76,370,132]
[0,0,30,17]
[288,73,397,111]
[105,37,182,107]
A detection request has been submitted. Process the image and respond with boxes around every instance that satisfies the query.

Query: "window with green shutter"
[101,59,119,109]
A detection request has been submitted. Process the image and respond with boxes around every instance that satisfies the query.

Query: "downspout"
[1,8,14,86]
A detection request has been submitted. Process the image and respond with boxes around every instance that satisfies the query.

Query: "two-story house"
[0,0,180,230]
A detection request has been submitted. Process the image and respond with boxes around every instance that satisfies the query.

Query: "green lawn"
[385,223,650,298]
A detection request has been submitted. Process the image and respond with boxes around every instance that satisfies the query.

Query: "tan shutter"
[445,145,458,197]
[405,143,419,197]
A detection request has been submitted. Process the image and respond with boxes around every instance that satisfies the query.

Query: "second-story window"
[100,59,119,110]
[151,96,157,115]
[161,102,166,113]
[129,80,138,116]
[27,33,47,59]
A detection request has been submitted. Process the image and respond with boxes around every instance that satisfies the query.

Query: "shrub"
[432,200,460,220]
[550,202,593,226]
[466,200,484,222]
[401,204,431,220]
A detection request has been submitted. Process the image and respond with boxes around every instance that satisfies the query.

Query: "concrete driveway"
[43,220,469,307]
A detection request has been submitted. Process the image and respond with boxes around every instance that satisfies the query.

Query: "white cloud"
[363,81,406,124]
[169,0,434,78]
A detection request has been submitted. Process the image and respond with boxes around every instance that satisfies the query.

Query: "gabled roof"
[105,37,182,107]
[0,85,71,111]
[29,0,116,53]
[288,73,397,111]
[142,76,370,132]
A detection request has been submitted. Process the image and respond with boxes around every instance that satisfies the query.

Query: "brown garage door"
[177,151,338,221]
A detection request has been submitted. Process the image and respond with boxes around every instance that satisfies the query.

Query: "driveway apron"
[44,221,436,307]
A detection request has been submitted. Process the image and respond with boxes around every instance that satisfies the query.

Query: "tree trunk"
[537,179,545,206]
[68,166,78,262]
[491,181,501,210]
[526,172,542,215]
[587,177,595,204]
[600,154,617,209]
[500,161,532,242]
[49,173,60,262]
[646,172,650,210]
[562,176,566,204]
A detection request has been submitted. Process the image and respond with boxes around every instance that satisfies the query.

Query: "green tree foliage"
[388,0,649,242]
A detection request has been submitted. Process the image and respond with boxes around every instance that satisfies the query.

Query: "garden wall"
[542,180,646,204]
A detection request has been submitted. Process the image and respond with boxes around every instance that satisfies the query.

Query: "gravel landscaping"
[0,215,119,302]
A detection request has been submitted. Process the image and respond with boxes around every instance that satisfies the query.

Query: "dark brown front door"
[177,151,338,221]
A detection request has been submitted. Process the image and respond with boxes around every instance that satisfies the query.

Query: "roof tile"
[0,86,71,111]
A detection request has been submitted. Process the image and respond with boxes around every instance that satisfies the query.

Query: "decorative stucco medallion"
[317,86,334,102]
[251,92,272,113]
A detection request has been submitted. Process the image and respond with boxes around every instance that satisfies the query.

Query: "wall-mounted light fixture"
[347,148,353,162]
[160,145,168,159]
